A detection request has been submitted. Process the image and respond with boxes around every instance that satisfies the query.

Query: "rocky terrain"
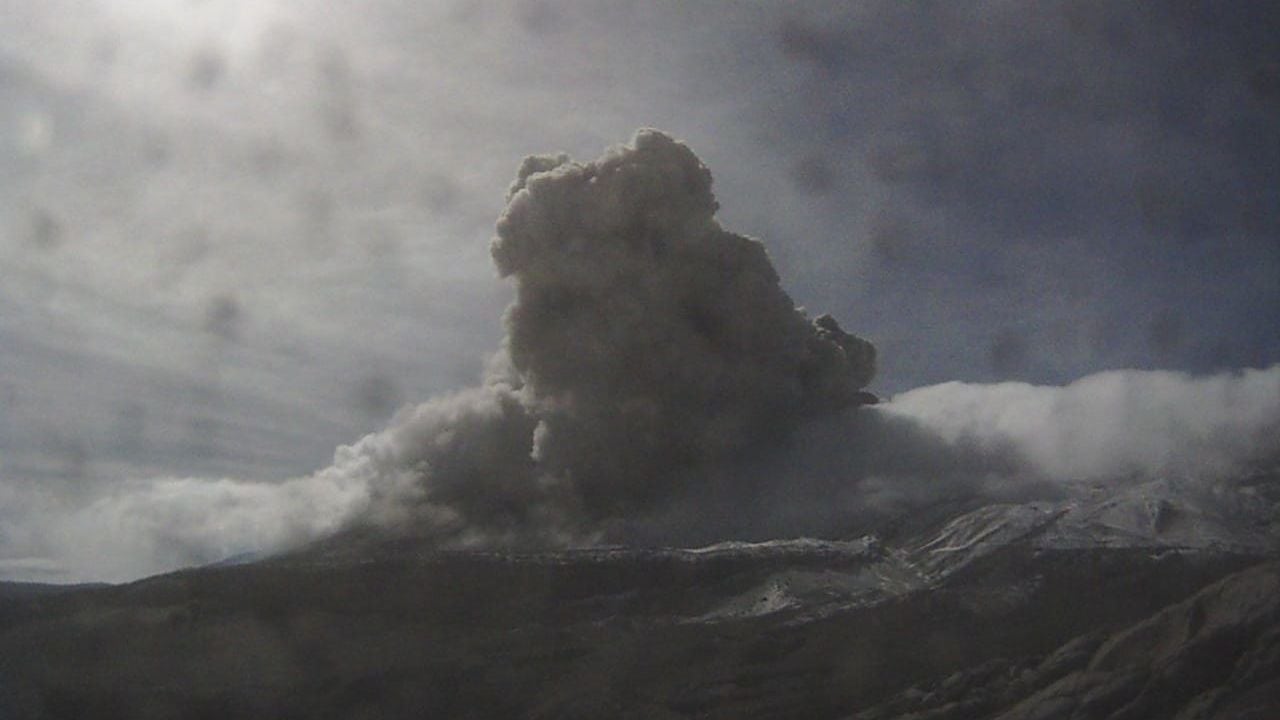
[0,469,1277,719]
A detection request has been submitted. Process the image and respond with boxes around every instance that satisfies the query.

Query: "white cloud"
[1,472,370,583]
[5,364,1276,583]
[884,365,1280,481]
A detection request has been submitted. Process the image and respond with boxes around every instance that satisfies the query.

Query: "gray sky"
[2,1,1278,580]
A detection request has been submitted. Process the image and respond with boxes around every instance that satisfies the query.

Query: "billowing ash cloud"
[333,130,878,545]
[292,131,1278,548]
[5,131,1279,582]
[488,130,875,521]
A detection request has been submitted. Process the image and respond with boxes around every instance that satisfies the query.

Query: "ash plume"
[354,129,878,545]
[8,130,1279,583]
[489,130,876,522]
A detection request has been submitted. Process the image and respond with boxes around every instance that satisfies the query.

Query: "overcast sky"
[1,1,1278,578]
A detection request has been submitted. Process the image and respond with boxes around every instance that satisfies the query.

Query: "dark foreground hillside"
[0,514,1276,719]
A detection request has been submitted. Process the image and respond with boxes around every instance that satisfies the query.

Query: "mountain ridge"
[0,470,1276,718]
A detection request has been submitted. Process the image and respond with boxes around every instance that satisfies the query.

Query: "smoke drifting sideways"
[6,131,1280,583]
[886,367,1280,484]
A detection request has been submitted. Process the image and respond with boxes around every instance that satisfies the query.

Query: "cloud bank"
[3,131,1277,583]
[885,366,1280,482]
[7,473,368,583]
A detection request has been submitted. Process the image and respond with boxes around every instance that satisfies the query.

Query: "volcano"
[1,466,1277,719]
[3,131,1277,719]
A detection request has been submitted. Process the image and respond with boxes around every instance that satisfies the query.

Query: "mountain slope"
[854,561,1280,720]
[0,473,1275,719]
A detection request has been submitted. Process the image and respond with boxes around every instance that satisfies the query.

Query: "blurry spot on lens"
[1147,309,1184,358]
[790,155,836,196]
[186,47,226,92]
[27,209,64,250]
[989,328,1030,377]
[203,294,242,341]
[353,375,402,421]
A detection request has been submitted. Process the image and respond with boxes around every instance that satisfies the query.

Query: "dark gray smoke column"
[491,129,876,521]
